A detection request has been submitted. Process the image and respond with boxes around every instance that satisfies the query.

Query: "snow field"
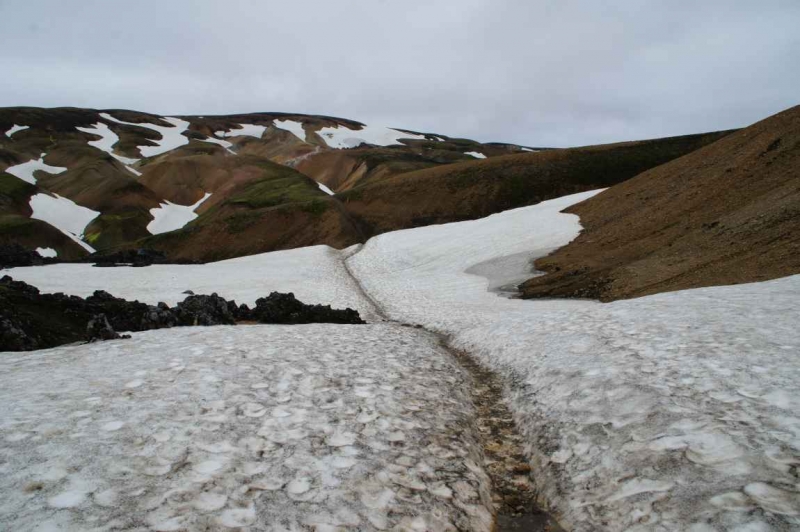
[273,119,307,142]
[7,244,380,321]
[316,124,427,149]
[147,192,212,235]
[215,124,267,139]
[465,151,486,159]
[0,324,495,531]
[100,113,190,158]
[4,153,67,184]
[76,122,141,173]
[317,181,335,195]
[199,136,235,154]
[347,190,800,530]
[35,247,57,258]
[5,124,29,137]
[28,193,100,253]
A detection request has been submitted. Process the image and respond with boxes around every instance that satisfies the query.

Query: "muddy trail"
[342,248,563,532]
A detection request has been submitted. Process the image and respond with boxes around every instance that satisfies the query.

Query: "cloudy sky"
[0,0,797,147]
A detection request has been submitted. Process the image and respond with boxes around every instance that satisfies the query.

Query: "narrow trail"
[342,246,562,532]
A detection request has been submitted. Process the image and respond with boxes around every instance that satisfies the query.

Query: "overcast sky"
[0,0,797,147]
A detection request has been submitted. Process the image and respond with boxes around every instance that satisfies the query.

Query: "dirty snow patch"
[465,151,487,159]
[28,193,99,253]
[273,119,307,142]
[5,124,29,138]
[99,113,190,158]
[317,182,335,195]
[316,124,426,149]
[215,124,267,139]
[147,192,211,235]
[35,247,57,258]
[4,153,66,184]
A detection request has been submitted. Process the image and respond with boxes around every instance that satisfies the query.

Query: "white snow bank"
[274,119,307,142]
[465,151,487,159]
[35,247,57,258]
[215,124,267,139]
[3,153,66,184]
[76,122,141,176]
[521,147,538,153]
[28,193,99,253]
[99,113,190,158]
[316,124,426,149]
[348,190,800,531]
[0,324,493,531]
[8,245,378,319]
[199,136,235,154]
[146,192,211,235]
[317,181,335,195]
[5,124,29,138]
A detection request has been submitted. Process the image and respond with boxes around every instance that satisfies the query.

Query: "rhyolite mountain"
[1,106,731,262]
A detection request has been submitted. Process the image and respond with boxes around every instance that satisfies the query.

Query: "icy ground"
[0,325,494,531]
[147,193,212,235]
[4,153,66,185]
[28,193,100,253]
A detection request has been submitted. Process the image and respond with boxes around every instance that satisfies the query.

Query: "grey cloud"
[0,0,797,146]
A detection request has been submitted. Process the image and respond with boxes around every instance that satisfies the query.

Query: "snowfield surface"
[28,193,100,252]
[317,181,335,196]
[200,136,235,154]
[100,113,190,158]
[76,122,141,175]
[5,124,29,137]
[0,325,494,532]
[4,153,67,184]
[35,247,57,258]
[7,245,378,320]
[147,192,212,235]
[316,124,426,149]
[215,124,267,139]
[465,151,487,159]
[348,191,800,531]
[273,119,307,142]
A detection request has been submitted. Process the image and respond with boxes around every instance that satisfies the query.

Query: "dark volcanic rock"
[87,314,130,342]
[89,248,167,268]
[252,292,365,324]
[0,244,53,268]
[173,293,236,326]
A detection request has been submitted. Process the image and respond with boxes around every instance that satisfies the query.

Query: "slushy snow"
[5,124,29,138]
[76,122,141,175]
[465,151,487,159]
[0,325,494,531]
[99,113,190,158]
[28,193,99,252]
[215,124,267,139]
[147,192,212,235]
[274,119,307,142]
[3,153,67,184]
[316,124,426,149]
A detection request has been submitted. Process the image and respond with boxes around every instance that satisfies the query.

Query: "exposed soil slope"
[521,105,800,301]
[339,130,733,238]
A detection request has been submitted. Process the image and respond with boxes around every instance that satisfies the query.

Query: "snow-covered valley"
[3,191,799,531]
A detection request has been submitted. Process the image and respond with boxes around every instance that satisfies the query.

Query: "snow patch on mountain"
[215,124,267,139]
[0,324,493,531]
[347,190,800,531]
[3,153,67,184]
[99,113,190,158]
[28,193,99,252]
[5,124,29,138]
[35,247,57,258]
[199,136,235,154]
[316,124,427,149]
[274,119,307,142]
[147,192,212,235]
[317,181,335,195]
[76,122,141,176]
[465,151,486,159]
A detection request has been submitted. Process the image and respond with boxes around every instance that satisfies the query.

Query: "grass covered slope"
[338,130,733,238]
[521,104,800,302]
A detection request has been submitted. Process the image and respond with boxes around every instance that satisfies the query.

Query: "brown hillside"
[339,131,733,238]
[520,105,800,302]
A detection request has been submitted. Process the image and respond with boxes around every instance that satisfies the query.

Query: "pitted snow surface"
[100,113,190,158]
[8,245,378,320]
[316,124,426,149]
[28,193,100,253]
[4,153,66,184]
[0,325,494,532]
[273,119,307,142]
[147,192,212,235]
[348,190,800,531]
[76,122,141,176]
